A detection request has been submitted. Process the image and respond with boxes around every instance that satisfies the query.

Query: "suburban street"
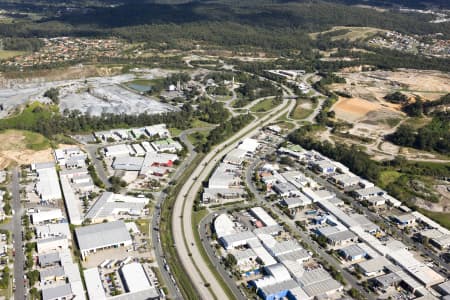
[244,157,375,300]
[171,98,296,299]
[11,167,25,300]
[198,212,247,300]
[84,144,112,188]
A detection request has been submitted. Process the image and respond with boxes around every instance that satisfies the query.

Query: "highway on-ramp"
[171,98,296,299]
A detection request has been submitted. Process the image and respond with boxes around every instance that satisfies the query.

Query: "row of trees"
[197,113,254,153]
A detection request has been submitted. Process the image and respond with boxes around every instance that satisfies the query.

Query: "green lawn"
[191,118,214,128]
[378,170,402,188]
[126,79,154,86]
[169,127,183,137]
[23,131,52,150]
[250,98,279,113]
[290,99,314,120]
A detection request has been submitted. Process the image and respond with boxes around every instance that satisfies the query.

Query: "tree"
[224,254,237,268]
[43,88,60,105]
[27,270,40,286]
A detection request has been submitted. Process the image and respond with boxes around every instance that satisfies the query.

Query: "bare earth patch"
[0,130,53,167]
[332,97,389,122]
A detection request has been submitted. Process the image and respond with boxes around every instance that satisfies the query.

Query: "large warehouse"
[75,220,132,260]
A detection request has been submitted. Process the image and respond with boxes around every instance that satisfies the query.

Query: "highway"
[11,167,25,300]
[150,127,211,299]
[171,98,296,299]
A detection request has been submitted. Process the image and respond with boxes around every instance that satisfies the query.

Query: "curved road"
[151,127,212,299]
[171,98,296,299]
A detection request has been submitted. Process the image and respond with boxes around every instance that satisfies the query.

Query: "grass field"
[290,99,314,120]
[169,127,183,137]
[23,131,52,150]
[191,118,214,128]
[250,98,279,113]
[0,50,26,59]
[378,170,402,188]
[403,116,432,130]
[418,209,450,230]
[126,79,154,86]
[0,102,58,130]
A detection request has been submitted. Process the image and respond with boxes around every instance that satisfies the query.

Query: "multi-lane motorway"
[171,98,296,299]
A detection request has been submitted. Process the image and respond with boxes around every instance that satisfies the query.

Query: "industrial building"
[42,283,73,300]
[35,223,71,239]
[250,207,278,227]
[30,209,64,225]
[220,231,258,250]
[75,220,132,260]
[238,138,260,154]
[202,187,246,203]
[144,124,170,138]
[33,163,62,202]
[356,256,392,277]
[338,244,368,261]
[59,175,84,225]
[85,192,148,223]
[151,138,182,153]
[104,144,134,157]
[37,236,69,253]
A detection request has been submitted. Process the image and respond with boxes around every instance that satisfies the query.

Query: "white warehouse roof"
[120,262,152,293]
[238,138,259,153]
[250,207,278,227]
[214,214,237,239]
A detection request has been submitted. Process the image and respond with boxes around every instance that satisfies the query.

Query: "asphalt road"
[171,98,296,299]
[245,160,375,300]
[84,144,111,188]
[11,167,25,300]
[151,127,211,299]
[199,213,247,300]
[301,168,450,271]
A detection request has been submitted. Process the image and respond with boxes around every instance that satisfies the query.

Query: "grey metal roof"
[297,268,330,286]
[356,256,391,274]
[259,279,298,296]
[327,230,357,242]
[75,220,132,251]
[40,266,65,279]
[339,244,367,258]
[375,272,402,287]
[302,277,342,297]
[38,252,61,266]
[42,283,72,300]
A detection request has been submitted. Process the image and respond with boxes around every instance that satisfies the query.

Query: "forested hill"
[63,1,450,37]
[1,0,448,37]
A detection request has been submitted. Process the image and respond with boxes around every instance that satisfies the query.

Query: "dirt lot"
[0,130,53,167]
[331,96,396,122]
[332,69,450,102]
[325,69,450,161]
